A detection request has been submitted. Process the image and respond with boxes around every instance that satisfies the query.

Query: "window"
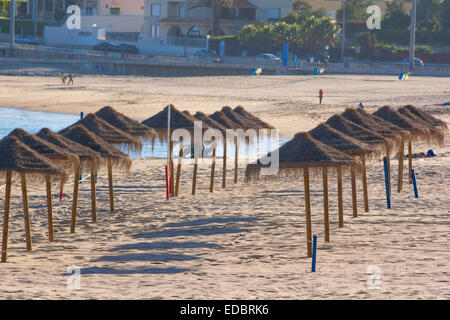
[151,4,161,17]
[179,6,185,19]
[110,6,120,15]
[267,8,281,20]
[151,24,160,38]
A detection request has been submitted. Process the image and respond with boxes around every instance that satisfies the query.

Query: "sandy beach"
[0,73,449,299]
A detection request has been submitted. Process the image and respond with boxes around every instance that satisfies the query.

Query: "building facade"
[142,0,293,43]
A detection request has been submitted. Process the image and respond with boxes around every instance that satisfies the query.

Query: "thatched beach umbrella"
[7,129,79,242]
[373,106,433,184]
[1,136,65,262]
[341,108,410,193]
[95,106,156,143]
[246,132,361,257]
[61,113,140,213]
[36,128,102,233]
[325,115,390,210]
[233,106,275,130]
[401,105,448,131]
[398,107,445,145]
[193,112,228,193]
[142,105,203,197]
[61,125,131,221]
[309,123,376,220]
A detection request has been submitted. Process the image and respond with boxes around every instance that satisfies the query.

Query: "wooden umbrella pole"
[192,162,198,195]
[107,158,114,213]
[90,162,97,222]
[386,144,391,196]
[234,136,238,184]
[322,167,330,243]
[170,140,175,196]
[45,175,54,242]
[21,173,32,251]
[337,165,344,228]
[209,145,216,193]
[397,138,404,193]
[175,139,183,196]
[70,164,80,234]
[408,139,413,184]
[1,170,12,263]
[361,154,369,213]
[303,167,313,257]
[351,165,358,218]
[222,138,227,189]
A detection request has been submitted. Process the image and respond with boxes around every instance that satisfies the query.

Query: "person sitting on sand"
[358,102,364,109]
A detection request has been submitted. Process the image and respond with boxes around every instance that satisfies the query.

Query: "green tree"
[299,16,337,49]
[335,0,375,21]
[190,0,234,36]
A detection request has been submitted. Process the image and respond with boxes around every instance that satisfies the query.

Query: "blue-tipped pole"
[311,235,317,272]
[411,169,418,198]
[79,112,84,183]
[383,157,391,209]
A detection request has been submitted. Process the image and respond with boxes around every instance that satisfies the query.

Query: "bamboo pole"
[170,140,174,196]
[107,158,114,213]
[351,165,358,218]
[234,136,238,184]
[175,139,183,196]
[361,154,369,213]
[45,175,54,242]
[222,137,227,189]
[1,170,12,263]
[408,139,413,184]
[21,173,32,251]
[210,144,216,193]
[337,165,344,228]
[71,163,80,233]
[303,167,313,258]
[322,167,330,243]
[397,138,404,193]
[90,162,97,222]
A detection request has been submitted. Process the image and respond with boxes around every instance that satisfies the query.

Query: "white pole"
[9,0,15,57]
[409,0,417,72]
[341,0,345,63]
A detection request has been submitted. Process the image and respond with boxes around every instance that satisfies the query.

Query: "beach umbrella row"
[245,105,446,257]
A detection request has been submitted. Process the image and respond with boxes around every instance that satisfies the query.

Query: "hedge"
[0,17,48,36]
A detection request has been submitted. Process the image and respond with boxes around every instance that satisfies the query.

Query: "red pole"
[59,184,63,201]
[165,165,169,200]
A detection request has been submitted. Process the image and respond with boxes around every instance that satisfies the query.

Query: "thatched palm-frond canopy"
[194,111,227,132]
[141,105,205,142]
[0,136,66,180]
[37,128,102,169]
[60,113,143,152]
[95,106,156,142]
[209,110,241,129]
[402,105,448,131]
[233,106,275,129]
[352,108,410,138]
[221,106,259,129]
[326,114,388,151]
[373,106,432,143]
[246,132,361,180]
[309,123,377,158]
[60,125,131,171]
[7,128,79,171]
[341,108,408,149]
[398,107,445,145]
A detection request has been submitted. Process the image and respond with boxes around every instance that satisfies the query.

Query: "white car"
[396,57,424,67]
[256,53,281,64]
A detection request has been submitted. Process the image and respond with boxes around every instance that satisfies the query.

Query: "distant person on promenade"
[61,72,67,85]
[67,73,74,85]
[319,89,324,104]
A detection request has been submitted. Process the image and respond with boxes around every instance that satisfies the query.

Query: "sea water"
[0,107,285,160]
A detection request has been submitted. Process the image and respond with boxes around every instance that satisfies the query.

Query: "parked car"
[256,53,281,64]
[15,35,40,45]
[92,42,117,52]
[193,49,221,62]
[396,57,424,67]
[116,43,139,54]
[305,52,330,64]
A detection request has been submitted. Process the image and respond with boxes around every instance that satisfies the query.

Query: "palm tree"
[190,0,234,36]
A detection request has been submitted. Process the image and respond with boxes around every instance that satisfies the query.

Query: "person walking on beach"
[319,89,324,104]
[67,73,74,85]
[61,72,67,85]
